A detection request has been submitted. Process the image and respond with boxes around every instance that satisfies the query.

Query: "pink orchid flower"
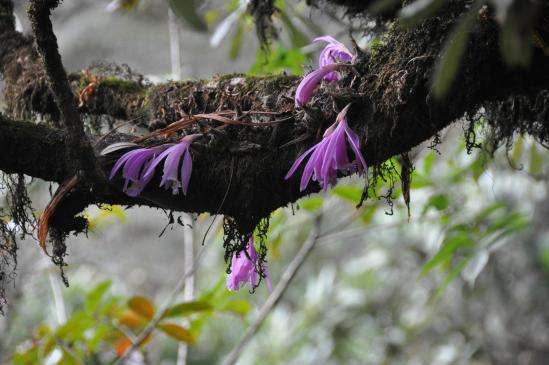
[285,104,367,191]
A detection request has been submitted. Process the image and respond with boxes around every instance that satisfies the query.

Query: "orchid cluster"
[288,37,367,191]
[226,237,272,292]
[108,134,200,197]
[107,133,275,292]
[103,36,362,293]
[285,104,367,191]
[295,36,353,107]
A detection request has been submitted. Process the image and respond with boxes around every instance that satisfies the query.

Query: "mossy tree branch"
[1,1,549,234]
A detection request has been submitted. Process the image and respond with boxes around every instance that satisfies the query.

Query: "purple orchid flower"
[295,63,346,107]
[285,104,367,191]
[314,36,353,81]
[227,237,272,292]
[109,145,168,197]
[142,134,200,195]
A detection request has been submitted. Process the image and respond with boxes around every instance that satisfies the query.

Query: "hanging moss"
[0,172,37,312]
[223,215,270,292]
[49,226,69,287]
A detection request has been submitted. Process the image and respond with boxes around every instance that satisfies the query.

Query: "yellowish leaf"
[128,296,155,320]
[158,323,196,344]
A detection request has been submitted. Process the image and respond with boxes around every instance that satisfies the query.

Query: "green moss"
[369,36,386,57]
[100,77,143,93]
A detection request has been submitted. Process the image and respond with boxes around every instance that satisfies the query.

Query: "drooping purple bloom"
[285,104,367,191]
[109,145,168,197]
[227,238,272,292]
[314,36,353,81]
[142,134,200,195]
[295,63,345,107]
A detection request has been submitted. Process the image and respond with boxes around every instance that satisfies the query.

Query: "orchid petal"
[226,238,271,291]
[343,121,367,171]
[109,150,136,180]
[313,36,353,81]
[142,144,176,181]
[295,63,342,107]
[181,149,193,195]
[313,35,341,44]
[160,143,186,191]
[300,139,328,191]
[285,145,317,180]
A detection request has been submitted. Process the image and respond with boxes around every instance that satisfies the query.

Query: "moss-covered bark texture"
[2,0,549,234]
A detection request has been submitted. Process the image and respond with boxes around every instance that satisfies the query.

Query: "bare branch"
[27,0,104,181]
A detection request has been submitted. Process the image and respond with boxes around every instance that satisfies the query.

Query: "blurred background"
[2,1,549,364]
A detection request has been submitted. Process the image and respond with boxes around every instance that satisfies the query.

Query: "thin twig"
[27,0,104,181]
[168,8,182,80]
[133,110,289,143]
[221,214,324,365]
[177,214,195,365]
[47,265,67,325]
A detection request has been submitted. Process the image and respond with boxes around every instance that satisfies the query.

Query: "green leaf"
[56,312,96,341]
[470,155,487,181]
[128,296,155,320]
[279,10,309,48]
[432,1,481,98]
[500,12,532,67]
[484,211,526,234]
[248,44,308,76]
[331,185,363,203]
[410,172,433,189]
[474,202,506,222]
[222,299,252,316]
[540,246,549,271]
[200,277,232,303]
[422,193,449,214]
[85,280,112,313]
[368,0,402,14]
[162,301,213,318]
[229,20,245,60]
[461,249,489,286]
[399,0,447,27]
[511,135,524,168]
[299,196,324,212]
[86,323,111,352]
[40,335,56,359]
[158,323,196,344]
[482,212,529,246]
[360,204,378,224]
[421,227,473,275]
[435,258,469,298]
[169,0,207,31]
[204,9,220,26]
[529,143,543,176]
[423,151,435,175]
